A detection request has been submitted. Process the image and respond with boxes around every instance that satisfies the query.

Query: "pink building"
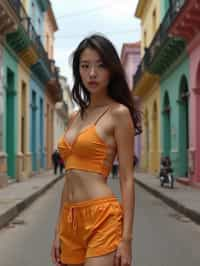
[121,42,141,89]
[169,1,200,184]
[121,42,141,166]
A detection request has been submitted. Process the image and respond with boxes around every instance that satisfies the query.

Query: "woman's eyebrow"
[80,59,102,63]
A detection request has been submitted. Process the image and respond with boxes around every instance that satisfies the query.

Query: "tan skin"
[51,48,135,266]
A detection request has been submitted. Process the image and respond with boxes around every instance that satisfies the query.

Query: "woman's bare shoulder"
[110,103,130,119]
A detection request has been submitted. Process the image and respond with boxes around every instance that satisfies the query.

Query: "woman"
[51,34,141,266]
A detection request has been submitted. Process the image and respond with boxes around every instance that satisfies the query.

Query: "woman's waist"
[64,169,113,203]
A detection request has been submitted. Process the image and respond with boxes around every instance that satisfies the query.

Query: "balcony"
[147,4,186,75]
[0,0,18,36]
[169,0,200,42]
[46,60,62,102]
[133,0,187,92]
[31,37,52,83]
[6,0,39,66]
[133,50,159,96]
[6,0,52,81]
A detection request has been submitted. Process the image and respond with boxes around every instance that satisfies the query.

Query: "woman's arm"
[113,104,135,241]
[54,180,67,237]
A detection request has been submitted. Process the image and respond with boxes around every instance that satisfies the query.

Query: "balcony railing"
[133,48,150,86]
[50,59,60,81]
[36,36,51,72]
[133,0,187,87]
[8,0,51,73]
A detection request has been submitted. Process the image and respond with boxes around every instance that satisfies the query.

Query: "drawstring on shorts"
[67,206,78,232]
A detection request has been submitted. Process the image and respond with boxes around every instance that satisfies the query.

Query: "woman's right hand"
[51,234,61,266]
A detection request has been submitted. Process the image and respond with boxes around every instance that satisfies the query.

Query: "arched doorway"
[31,90,37,171]
[6,68,16,178]
[152,102,159,172]
[178,75,189,177]
[163,92,171,157]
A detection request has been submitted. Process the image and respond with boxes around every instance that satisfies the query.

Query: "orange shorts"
[59,196,123,264]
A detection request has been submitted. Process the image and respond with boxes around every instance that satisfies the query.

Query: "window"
[152,9,157,33]
[144,30,147,47]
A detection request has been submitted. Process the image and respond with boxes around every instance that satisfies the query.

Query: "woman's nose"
[89,66,97,77]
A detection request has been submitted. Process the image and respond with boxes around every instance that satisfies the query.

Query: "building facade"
[0,0,63,187]
[54,76,74,150]
[120,42,141,166]
[134,0,200,184]
[168,0,200,184]
[134,0,161,174]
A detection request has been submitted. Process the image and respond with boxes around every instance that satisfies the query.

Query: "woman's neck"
[89,94,112,108]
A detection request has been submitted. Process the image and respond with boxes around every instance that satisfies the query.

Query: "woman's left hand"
[114,239,132,266]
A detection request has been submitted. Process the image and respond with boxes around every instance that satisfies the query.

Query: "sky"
[51,0,141,87]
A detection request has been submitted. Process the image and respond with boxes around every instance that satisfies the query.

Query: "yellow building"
[134,0,161,173]
[17,61,32,181]
[44,3,61,169]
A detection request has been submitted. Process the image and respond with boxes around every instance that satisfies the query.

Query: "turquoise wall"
[160,52,189,177]
[160,0,170,19]
[29,74,45,172]
[3,47,18,178]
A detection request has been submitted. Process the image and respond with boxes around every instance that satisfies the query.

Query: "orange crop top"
[57,106,115,178]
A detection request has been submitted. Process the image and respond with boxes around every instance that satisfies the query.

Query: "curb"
[135,177,200,225]
[0,174,63,230]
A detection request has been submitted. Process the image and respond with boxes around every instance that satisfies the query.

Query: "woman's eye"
[81,64,89,69]
[98,63,105,68]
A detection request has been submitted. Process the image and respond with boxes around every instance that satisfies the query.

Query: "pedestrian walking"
[51,149,60,175]
[51,34,142,266]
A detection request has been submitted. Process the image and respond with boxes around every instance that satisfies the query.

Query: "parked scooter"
[159,156,174,188]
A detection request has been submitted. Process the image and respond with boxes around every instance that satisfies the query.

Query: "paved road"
[0,177,200,266]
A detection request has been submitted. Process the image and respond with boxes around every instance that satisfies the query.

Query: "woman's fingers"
[114,252,121,266]
[51,238,61,265]
[51,244,57,264]
[55,243,61,264]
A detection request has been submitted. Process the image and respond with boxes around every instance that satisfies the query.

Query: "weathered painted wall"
[160,53,189,177]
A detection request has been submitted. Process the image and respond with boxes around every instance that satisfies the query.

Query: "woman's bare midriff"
[63,169,114,203]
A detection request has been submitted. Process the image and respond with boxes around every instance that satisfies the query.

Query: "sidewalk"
[0,170,63,229]
[135,172,200,225]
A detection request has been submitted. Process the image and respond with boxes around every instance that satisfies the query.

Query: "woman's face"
[79,48,110,95]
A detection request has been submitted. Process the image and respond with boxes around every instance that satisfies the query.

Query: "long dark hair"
[71,34,142,135]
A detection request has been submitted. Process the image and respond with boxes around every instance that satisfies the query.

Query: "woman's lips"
[88,81,98,87]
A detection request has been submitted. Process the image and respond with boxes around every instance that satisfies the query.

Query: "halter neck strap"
[94,106,111,125]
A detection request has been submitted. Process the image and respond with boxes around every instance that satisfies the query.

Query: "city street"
[0,177,200,266]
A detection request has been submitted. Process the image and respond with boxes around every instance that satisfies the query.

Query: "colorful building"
[54,76,74,150]
[167,0,200,184]
[134,0,200,185]
[0,0,64,187]
[120,42,141,166]
[0,1,18,186]
[154,1,190,180]
[134,0,161,174]
[44,3,61,169]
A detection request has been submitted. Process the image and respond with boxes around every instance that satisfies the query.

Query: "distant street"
[0,177,200,266]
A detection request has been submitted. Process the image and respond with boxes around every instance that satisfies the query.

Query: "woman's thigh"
[84,250,116,266]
